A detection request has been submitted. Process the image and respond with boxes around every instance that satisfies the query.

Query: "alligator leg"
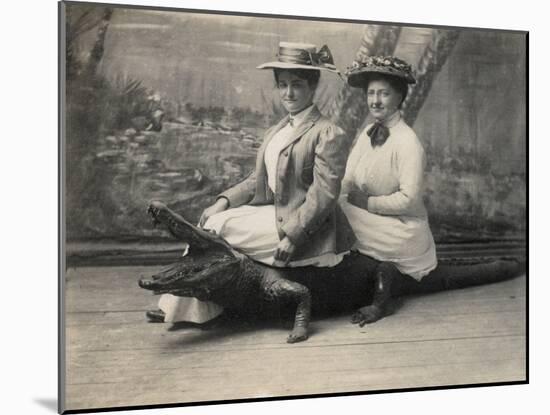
[351,262,401,326]
[353,258,526,325]
[262,269,312,343]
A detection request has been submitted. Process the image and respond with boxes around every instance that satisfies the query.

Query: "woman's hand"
[347,184,370,211]
[199,197,229,228]
[273,236,297,267]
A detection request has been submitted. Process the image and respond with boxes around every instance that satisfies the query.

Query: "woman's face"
[366,79,402,121]
[277,70,316,115]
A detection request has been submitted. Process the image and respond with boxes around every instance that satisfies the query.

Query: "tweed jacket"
[219,105,356,262]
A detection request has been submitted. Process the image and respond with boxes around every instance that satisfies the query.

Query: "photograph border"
[58,1,529,413]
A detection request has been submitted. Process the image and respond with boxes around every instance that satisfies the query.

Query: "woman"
[339,56,438,325]
[147,42,356,325]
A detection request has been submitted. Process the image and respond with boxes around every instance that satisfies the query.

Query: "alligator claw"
[351,305,384,326]
[287,327,309,343]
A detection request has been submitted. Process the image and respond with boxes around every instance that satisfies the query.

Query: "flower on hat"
[345,55,414,83]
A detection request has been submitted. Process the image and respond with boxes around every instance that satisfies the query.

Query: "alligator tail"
[400,258,526,295]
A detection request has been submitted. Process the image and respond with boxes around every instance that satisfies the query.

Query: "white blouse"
[264,105,315,193]
[339,115,437,280]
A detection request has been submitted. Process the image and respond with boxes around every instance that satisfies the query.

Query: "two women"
[148,44,437,328]
[147,42,356,324]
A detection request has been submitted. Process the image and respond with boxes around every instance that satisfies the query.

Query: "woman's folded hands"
[347,183,370,211]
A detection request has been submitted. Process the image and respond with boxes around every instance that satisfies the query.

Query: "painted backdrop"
[64,4,526,244]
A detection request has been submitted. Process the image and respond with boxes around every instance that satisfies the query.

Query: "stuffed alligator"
[138,201,525,343]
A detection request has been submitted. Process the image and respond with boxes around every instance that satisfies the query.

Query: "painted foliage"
[64,5,526,243]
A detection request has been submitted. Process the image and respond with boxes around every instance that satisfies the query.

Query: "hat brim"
[257,61,339,74]
[347,67,416,87]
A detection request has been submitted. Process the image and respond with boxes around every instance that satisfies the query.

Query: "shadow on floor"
[34,398,57,412]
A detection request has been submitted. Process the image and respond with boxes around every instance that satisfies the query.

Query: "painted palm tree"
[328,25,402,137]
[329,25,460,135]
[84,7,114,78]
[401,29,461,125]
[65,5,114,80]
[64,5,116,237]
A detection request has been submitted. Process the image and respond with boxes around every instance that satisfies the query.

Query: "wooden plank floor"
[62,265,526,411]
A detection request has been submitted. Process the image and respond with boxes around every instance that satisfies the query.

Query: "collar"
[381,110,401,128]
[288,104,315,128]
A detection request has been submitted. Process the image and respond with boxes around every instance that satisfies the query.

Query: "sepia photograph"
[59,0,527,412]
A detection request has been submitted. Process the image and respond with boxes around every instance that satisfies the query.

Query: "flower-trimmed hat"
[257,42,339,74]
[346,55,416,87]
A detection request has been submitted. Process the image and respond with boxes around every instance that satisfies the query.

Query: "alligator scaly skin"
[140,202,525,343]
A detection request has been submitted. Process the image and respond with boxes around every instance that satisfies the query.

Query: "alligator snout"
[149,200,167,211]
[147,201,167,225]
[138,276,158,290]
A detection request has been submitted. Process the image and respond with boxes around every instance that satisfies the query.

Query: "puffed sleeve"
[340,128,369,198]
[218,171,257,208]
[367,133,426,216]
[281,122,352,246]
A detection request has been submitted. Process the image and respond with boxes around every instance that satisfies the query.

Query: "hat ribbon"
[277,44,336,68]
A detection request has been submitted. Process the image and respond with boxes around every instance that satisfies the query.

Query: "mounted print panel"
[59,1,527,413]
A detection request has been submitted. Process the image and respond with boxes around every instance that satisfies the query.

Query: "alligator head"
[138,201,244,302]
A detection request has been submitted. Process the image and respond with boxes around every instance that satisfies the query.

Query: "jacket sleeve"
[281,123,351,246]
[217,125,277,208]
[218,171,257,208]
[367,135,426,216]
[339,131,365,198]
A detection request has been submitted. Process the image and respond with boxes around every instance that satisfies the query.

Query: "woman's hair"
[273,68,321,88]
[366,73,409,108]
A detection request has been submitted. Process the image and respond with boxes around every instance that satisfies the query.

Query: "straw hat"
[257,42,339,73]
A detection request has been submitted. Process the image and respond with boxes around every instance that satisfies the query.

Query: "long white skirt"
[158,204,346,323]
[340,199,437,280]
[205,204,345,267]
